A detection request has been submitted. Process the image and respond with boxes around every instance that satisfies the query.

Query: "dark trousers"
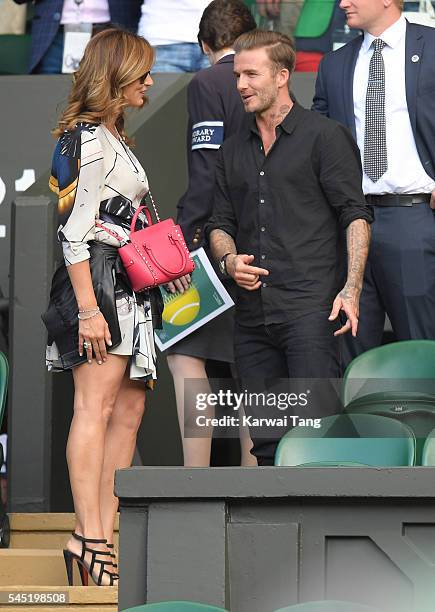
[234,310,342,465]
[343,203,435,367]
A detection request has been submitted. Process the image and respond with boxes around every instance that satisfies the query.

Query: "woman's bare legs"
[167,354,212,467]
[239,418,257,466]
[99,372,147,545]
[65,354,128,583]
[167,353,257,466]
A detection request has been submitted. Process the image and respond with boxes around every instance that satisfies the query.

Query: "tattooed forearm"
[209,229,237,263]
[342,219,371,298]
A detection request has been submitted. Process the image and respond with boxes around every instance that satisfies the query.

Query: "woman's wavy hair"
[53,28,154,143]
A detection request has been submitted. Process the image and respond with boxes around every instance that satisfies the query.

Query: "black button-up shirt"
[207,102,373,327]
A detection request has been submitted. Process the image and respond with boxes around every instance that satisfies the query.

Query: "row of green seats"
[343,340,435,464]
[275,341,435,467]
[123,599,382,611]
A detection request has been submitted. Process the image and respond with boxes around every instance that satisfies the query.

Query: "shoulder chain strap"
[147,190,161,223]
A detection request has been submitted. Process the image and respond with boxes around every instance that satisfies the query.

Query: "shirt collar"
[216,51,235,64]
[362,14,406,53]
[247,101,303,139]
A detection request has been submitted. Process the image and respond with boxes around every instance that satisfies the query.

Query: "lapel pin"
[411,54,420,63]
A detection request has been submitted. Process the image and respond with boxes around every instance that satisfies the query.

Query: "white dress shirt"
[61,0,110,25]
[353,15,435,195]
[138,0,210,46]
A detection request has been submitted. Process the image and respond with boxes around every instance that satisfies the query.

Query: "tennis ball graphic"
[162,284,201,326]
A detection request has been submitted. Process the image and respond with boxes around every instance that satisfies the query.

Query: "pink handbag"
[97,193,194,292]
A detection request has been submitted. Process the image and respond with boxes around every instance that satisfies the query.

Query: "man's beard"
[254,87,278,114]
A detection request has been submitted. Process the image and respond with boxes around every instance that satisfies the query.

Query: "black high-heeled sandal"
[63,532,119,586]
[106,543,118,569]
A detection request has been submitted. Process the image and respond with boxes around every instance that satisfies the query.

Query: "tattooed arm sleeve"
[344,218,371,294]
[209,229,237,262]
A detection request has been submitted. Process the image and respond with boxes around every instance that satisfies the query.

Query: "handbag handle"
[143,233,188,275]
[130,205,152,234]
[96,200,153,242]
[130,190,162,234]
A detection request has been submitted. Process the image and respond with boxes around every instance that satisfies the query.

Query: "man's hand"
[328,284,360,337]
[332,218,370,337]
[256,0,281,17]
[430,189,435,210]
[226,254,269,291]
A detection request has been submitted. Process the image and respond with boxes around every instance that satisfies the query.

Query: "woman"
[42,28,160,586]
[166,0,257,467]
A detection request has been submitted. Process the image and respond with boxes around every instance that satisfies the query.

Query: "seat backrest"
[275,601,382,611]
[124,602,229,612]
[294,0,336,37]
[0,352,8,429]
[274,414,415,467]
[342,340,435,407]
[422,428,435,466]
[345,397,435,464]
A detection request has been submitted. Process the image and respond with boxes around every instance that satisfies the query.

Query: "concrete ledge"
[115,466,435,500]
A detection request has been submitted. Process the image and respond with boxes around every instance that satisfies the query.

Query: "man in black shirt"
[207,29,373,465]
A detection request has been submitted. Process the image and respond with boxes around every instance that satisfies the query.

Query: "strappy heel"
[63,532,118,586]
[107,543,118,569]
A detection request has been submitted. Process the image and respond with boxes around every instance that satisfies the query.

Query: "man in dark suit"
[313,0,435,363]
[13,0,142,73]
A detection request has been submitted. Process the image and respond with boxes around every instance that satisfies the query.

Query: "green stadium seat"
[346,392,435,464]
[294,0,336,38]
[0,352,9,548]
[0,352,8,434]
[0,35,31,75]
[274,413,416,467]
[275,601,382,611]
[422,428,435,466]
[123,602,229,612]
[342,340,435,408]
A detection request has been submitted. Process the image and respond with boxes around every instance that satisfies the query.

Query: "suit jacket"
[13,0,142,72]
[312,20,435,182]
[177,54,247,250]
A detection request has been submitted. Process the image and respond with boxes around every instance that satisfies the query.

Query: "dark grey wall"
[116,467,435,612]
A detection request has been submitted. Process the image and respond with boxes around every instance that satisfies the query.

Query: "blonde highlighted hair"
[53,28,154,142]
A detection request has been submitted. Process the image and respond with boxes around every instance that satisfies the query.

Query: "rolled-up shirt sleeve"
[49,127,104,266]
[318,122,374,229]
[205,147,238,241]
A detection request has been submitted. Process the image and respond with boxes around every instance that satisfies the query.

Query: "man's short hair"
[233,29,296,76]
[198,0,256,52]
